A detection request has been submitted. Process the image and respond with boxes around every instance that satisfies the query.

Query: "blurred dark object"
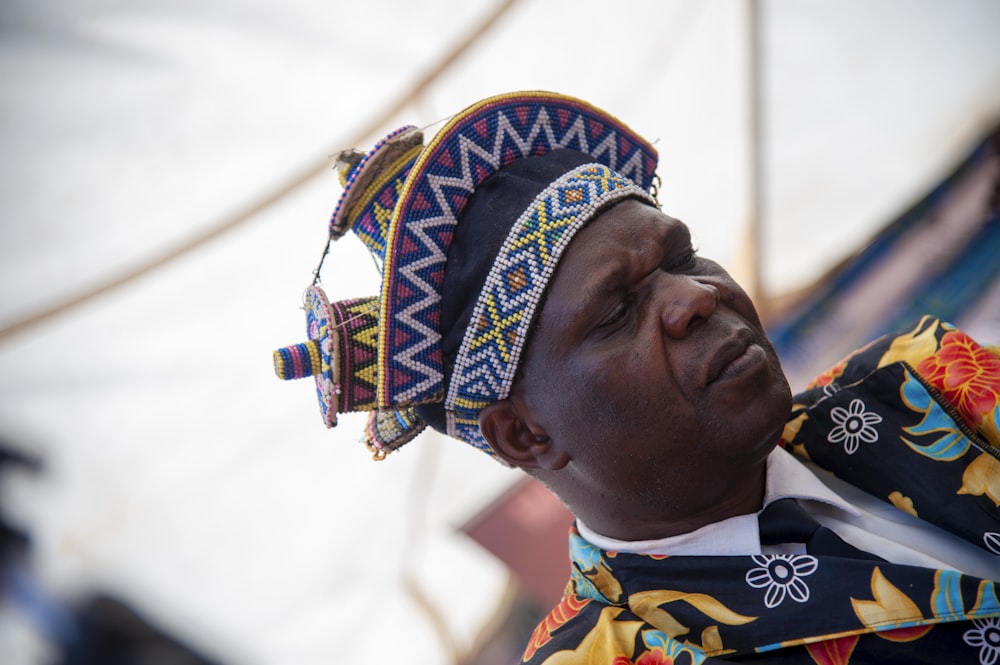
[60,595,224,665]
[2,440,226,665]
[0,443,39,566]
[989,125,1000,219]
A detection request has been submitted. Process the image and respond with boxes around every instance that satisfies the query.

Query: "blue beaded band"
[445,163,654,453]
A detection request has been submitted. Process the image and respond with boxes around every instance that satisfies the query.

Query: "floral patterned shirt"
[522,317,1000,664]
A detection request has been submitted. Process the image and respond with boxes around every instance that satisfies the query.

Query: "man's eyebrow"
[566,262,630,320]
[673,223,694,247]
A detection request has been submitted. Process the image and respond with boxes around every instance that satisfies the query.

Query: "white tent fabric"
[1,1,998,663]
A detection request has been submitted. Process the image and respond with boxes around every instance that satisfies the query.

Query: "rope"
[0,0,522,343]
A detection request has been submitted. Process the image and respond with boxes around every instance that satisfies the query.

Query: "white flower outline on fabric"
[984,532,1000,556]
[745,554,819,609]
[827,398,883,454]
[963,617,1000,665]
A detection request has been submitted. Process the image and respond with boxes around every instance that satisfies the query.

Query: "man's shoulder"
[780,316,1000,558]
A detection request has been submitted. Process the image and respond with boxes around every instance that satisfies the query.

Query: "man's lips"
[706,328,756,385]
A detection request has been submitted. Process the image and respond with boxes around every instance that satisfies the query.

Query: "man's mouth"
[706,328,758,385]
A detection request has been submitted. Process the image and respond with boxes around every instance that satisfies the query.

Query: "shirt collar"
[576,446,860,556]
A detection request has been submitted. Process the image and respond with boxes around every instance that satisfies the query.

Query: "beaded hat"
[273,91,659,459]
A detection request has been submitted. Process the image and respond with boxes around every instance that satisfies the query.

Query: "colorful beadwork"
[330,126,424,258]
[272,288,427,451]
[364,407,427,458]
[270,286,341,427]
[265,291,346,417]
[445,163,653,453]
[275,91,662,459]
[378,91,659,410]
[273,340,322,381]
[328,296,381,413]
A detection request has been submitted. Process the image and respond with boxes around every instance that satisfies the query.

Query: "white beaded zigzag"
[444,163,653,454]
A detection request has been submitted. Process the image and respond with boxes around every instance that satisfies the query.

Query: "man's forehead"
[557,200,688,270]
[542,202,686,318]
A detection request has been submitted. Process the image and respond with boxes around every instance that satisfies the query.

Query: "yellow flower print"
[627,589,756,641]
[542,606,643,665]
[851,567,925,630]
[888,491,918,517]
[959,453,1000,507]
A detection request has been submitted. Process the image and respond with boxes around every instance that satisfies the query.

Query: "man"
[478,196,793,544]
[274,91,1000,663]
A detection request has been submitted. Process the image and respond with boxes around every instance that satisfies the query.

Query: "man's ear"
[479,399,569,471]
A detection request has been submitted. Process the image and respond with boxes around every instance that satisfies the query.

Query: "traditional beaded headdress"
[273,91,659,459]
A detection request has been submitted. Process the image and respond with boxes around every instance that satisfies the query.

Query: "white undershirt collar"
[575,446,859,556]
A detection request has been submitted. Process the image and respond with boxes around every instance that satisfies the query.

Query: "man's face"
[511,199,792,530]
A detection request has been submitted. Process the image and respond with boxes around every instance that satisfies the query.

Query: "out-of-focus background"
[1,1,998,663]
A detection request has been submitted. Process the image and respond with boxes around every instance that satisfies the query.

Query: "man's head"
[477,198,791,539]
[275,91,792,534]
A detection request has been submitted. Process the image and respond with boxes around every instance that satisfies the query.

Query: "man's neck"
[578,458,768,542]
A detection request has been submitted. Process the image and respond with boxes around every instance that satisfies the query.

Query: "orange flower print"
[917,330,1000,429]
[635,650,674,665]
[807,359,847,390]
[612,631,692,665]
[522,595,590,660]
[806,338,881,390]
[613,650,675,665]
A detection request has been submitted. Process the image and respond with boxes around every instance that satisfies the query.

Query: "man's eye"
[664,248,698,272]
[601,296,633,329]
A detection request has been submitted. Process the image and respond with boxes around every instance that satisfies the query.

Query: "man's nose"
[656,275,720,338]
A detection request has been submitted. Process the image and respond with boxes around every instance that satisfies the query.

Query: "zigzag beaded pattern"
[351,149,421,258]
[329,296,381,414]
[282,289,426,450]
[445,164,653,453]
[378,92,659,410]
